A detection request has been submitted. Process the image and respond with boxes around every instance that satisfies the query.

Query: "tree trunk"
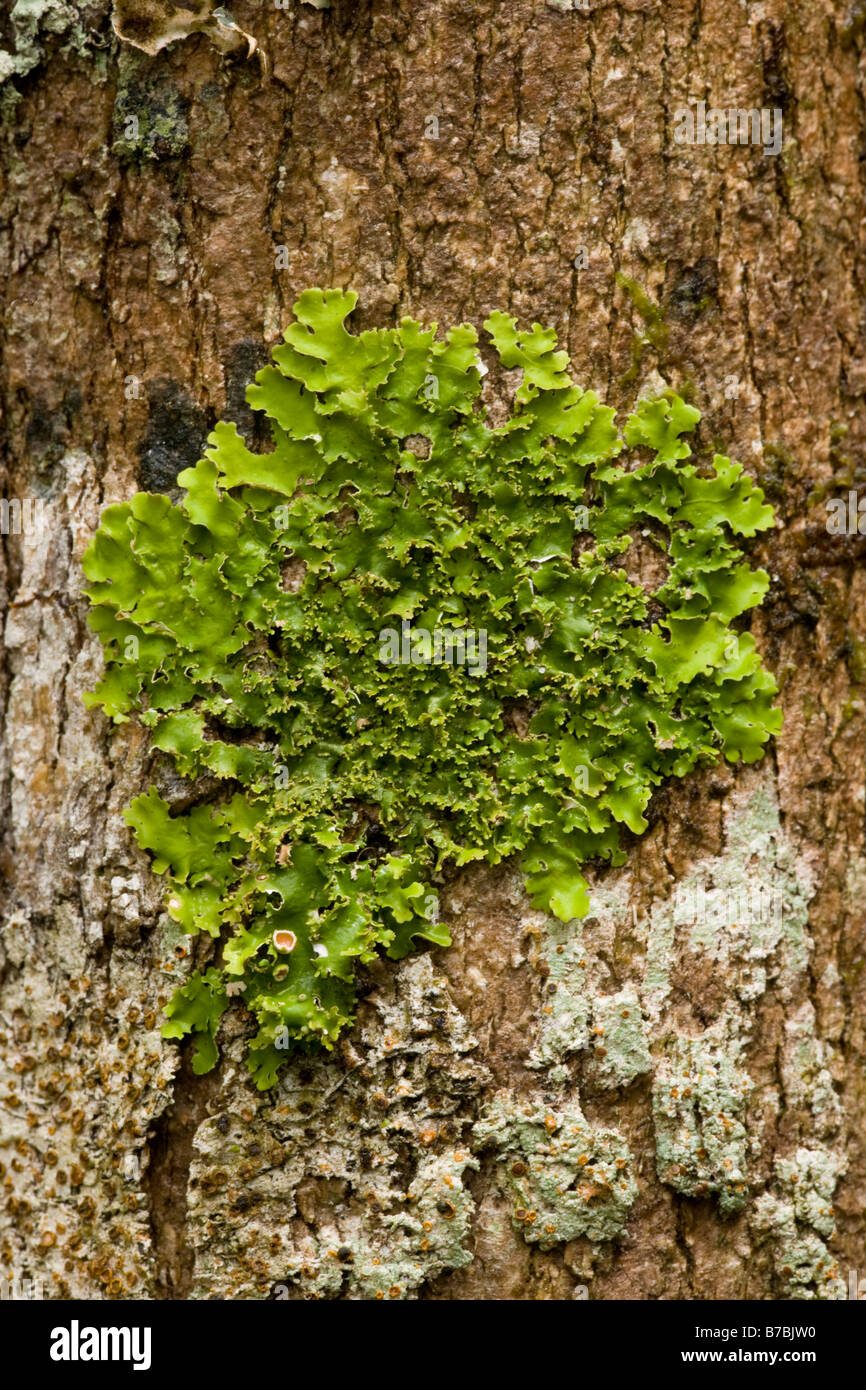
[1,0,864,1302]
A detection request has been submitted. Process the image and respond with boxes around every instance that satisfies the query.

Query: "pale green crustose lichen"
[752,1147,846,1300]
[473,1091,637,1247]
[652,1029,752,1215]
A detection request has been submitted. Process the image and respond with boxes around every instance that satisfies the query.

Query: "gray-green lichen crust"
[82,288,780,1087]
[0,0,105,90]
[653,1031,751,1215]
[521,776,846,1293]
[187,954,486,1300]
[473,1092,637,1247]
[752,1148,845,1299]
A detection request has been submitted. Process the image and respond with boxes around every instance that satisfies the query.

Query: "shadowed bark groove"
[143,1050,223,1299]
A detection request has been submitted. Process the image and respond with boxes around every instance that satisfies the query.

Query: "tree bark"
[1,0,864,1301]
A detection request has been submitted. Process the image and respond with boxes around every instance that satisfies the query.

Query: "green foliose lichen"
[473,1092,637,1247]
[82,288,780,1086]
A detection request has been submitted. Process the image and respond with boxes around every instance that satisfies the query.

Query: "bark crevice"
[143,1048,222,1299]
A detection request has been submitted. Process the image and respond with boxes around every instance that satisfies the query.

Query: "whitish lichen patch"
[774,1148,842,1239]
[638,775,842,1231]
[682,783,810,1001]
[0,904,185,1298]
[644,779,813,1024]
[586,985,652,1088]
[472,1092,637,1248]
[527,875,651,1089]
[780,1002,843,1140]
[269,1146,478,1301]
[524,767,839,1250]
[752,1148,846,1299]
[652,1027,751,1215]
[0,0,106,93]
[526,911,592,1069]
[186,954,488,1299]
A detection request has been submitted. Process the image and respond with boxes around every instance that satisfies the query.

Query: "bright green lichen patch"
[82,287,779,1086]
[653,1031,751,1215]
[473,1092,637,1247]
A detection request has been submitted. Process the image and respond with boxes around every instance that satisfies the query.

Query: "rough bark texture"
[1,0,865,1301]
